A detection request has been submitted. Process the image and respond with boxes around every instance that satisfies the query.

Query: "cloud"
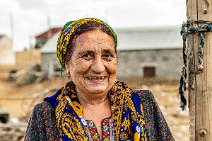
[0,0,22,13]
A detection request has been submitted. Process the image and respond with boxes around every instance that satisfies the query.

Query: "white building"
[0,35,15,66]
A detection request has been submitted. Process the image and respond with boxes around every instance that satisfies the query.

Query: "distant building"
[40,33,60,78]
[116,26,183,79]
[0,35,15,66]
[35,27,62,49]
[40,26,183,79]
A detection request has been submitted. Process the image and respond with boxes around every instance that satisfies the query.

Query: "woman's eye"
[82,53,94,60]
[102,53,113,61]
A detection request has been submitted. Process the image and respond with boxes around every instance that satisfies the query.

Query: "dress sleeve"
[24,101,59,141]
[135,90,175,141]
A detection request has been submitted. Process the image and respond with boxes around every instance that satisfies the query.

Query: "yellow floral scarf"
[45,80,147,141]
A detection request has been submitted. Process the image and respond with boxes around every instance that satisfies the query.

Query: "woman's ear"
[65,63,68,70]
[66,69,70,75]
[67,71,71,78]
[65,63,71,78]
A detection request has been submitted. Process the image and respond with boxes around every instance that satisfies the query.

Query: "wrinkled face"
[66,30,117,95]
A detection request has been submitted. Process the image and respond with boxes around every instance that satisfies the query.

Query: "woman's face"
[66,30,117,96]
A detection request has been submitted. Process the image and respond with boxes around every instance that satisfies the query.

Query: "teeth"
[87,76,106,80]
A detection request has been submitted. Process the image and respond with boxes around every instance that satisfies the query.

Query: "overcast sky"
[0,0,186,51]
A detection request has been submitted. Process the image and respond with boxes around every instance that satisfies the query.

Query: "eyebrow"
[102,49,116,54]
[77,49,116,58]
[78,50,94,56]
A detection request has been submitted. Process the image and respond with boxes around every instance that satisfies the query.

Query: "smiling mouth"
[86,76,108,80]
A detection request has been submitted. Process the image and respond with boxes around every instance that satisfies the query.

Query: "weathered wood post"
[186,0,212,141]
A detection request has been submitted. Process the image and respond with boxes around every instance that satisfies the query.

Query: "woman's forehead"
[76,30,114,42]
[73,45,116,54]
[74,30,115,49]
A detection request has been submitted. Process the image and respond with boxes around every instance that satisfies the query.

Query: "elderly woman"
[25,18,174,141]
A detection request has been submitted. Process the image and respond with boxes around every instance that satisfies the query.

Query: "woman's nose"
[91,57,105,73]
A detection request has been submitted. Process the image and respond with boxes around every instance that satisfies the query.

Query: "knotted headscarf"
[56,18,117,68]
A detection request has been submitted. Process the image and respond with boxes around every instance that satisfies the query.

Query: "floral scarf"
[44,80,147,141]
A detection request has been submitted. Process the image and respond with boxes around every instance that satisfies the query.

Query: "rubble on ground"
[0,122,27,141]
[6,64,46,85]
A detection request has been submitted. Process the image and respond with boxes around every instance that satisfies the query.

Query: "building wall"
[117,49,183,79]
[16,49,41,68]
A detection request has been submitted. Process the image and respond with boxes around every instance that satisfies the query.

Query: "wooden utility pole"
[187,0,212,141]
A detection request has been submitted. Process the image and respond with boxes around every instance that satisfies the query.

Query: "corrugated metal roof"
[115,26,182,50]
[35,27,62,39]
[41,26,182,53]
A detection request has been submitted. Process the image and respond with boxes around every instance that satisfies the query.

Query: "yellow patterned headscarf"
[56,18,117,68]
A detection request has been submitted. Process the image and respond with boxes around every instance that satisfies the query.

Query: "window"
[143,66,156,77]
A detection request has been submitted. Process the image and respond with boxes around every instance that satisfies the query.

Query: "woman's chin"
[75,77,115,95]
[85,86,109,94]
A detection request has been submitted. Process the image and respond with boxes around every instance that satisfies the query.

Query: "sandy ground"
[0,70,189,141]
